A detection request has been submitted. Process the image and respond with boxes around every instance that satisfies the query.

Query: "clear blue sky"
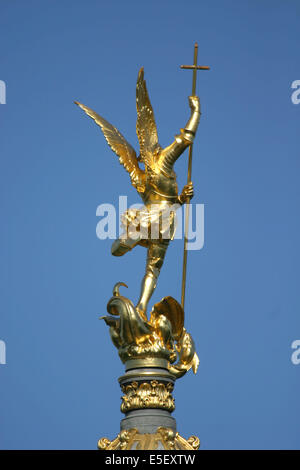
[0,0,299,450]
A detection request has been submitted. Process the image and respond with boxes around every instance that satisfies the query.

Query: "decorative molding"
[121,380,175,413]
[98,427,200,450]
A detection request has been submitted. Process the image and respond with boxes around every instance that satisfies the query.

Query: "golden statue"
[75,43,210,451]
[75,68,200,319]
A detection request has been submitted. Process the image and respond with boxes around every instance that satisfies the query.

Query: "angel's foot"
[136,306,148,322]
[111,237,139,257]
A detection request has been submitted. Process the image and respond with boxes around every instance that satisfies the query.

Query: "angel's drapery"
[120,201,178,243]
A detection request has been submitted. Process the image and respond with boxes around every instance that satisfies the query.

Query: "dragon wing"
[136,67,161,170]
[75,101,145,193]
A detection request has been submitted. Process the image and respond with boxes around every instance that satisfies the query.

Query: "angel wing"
[136,68,161,170]
[75,101,146,193]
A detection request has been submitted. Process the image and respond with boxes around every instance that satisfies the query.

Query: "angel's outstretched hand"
[188,96,200,113]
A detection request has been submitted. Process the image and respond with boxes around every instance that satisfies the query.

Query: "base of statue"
[98,284,200,450]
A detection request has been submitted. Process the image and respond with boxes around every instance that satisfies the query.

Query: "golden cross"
[180,42,210,95]
[180,43,210,309]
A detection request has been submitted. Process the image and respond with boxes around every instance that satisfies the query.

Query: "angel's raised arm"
[158,96,201,175]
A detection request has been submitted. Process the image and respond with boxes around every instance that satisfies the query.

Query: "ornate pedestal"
[98,287,200,451]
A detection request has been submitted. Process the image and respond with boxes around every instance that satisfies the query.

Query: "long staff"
[180,43,210,309]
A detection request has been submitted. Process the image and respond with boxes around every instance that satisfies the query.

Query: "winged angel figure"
[75,68,201,320]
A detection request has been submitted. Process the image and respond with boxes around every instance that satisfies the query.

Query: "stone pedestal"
[98,359,200,450]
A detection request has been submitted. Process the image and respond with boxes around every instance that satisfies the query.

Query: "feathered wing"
[136,67,161,170]
[75,101,145,192]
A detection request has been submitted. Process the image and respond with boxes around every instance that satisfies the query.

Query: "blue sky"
[0,0,299,449]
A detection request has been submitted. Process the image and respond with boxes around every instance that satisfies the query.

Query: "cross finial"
[180,42,210,95]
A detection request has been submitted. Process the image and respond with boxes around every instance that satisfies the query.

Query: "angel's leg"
[136,240,170,319]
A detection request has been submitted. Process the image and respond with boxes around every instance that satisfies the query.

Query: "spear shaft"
[180,43,210,309]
